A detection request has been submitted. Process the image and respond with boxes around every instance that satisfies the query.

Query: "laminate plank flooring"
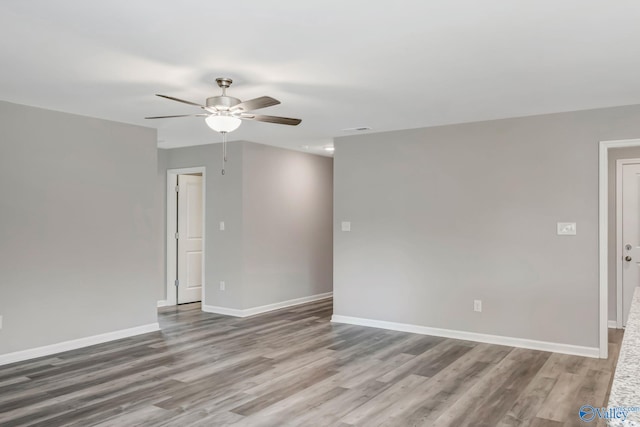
[0,299,624,426]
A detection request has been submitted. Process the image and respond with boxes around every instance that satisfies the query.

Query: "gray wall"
[242,143,333,308]
[334,104,640,349]
[607,147,640,322]
[0,100,160,355]
[161,141,333,310]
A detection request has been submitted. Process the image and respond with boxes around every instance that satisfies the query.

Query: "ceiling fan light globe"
[205,115,242,133]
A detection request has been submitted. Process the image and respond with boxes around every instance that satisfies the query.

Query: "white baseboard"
[203,292,333,318]
[157,300,169,308]
[201,305,246,317]
[608,320,620,329]
[0,323,160,367]
[331,315,600,359]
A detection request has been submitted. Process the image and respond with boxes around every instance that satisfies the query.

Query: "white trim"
[615,158,640,329]
[242,292,333,317]
[0,323,160,367]
[157,300,168,308]
[617,159,624,329]
[331,315,599,358]
[166,167,206,307]
[609,320,620,329]
[600,139,640,358]
[202,305,246,317]
[203,292,333,318]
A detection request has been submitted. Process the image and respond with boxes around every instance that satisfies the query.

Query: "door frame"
[600,138,640,358]
[615,158,640,329]
[166,167,206,307]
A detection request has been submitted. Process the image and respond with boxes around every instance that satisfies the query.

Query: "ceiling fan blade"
[156,94,205,108]
[231,96,280,112]
[241,114,301,126]
[145,114,209,119]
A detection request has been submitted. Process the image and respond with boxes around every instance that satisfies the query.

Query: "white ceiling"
[1,1,640,155]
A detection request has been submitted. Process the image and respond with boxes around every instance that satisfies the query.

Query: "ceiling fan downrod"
[216,77,233,97]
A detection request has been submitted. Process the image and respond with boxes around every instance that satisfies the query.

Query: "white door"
[177,174,203,304]
[621,163,640,326]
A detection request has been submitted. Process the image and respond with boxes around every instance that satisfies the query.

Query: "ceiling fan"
[145,77,302,133]
[147,77,302,175]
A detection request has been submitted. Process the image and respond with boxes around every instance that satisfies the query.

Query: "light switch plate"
[557,222,576,235]
[341,221,351,232]
[219,221,225,231]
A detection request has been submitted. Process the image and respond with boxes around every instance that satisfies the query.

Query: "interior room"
[1,1,640,426]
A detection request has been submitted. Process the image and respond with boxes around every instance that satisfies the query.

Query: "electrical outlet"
[474,300,482,312]
[219,281,225,291]
[219,221,225,231]
[0,315,3,329]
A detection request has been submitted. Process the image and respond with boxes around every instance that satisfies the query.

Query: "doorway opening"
[615,158,640,328]
[166,167,206,307]
[600,138,640,359]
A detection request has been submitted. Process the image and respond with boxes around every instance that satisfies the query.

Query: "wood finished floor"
[0,299,624,427]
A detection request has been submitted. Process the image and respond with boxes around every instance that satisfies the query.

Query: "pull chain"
[221,132,227,175]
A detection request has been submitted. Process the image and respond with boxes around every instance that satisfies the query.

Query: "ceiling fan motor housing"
[206,96,241,111]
